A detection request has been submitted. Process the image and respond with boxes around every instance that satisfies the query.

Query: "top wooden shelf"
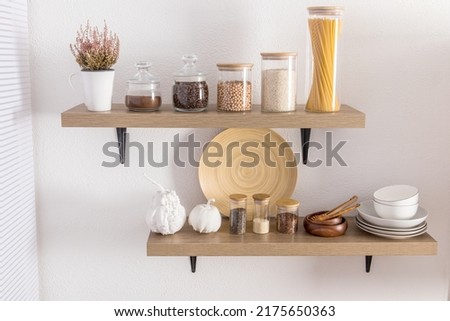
[61,103,365,128]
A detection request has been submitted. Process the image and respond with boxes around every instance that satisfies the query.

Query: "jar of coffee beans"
[173,54,208,112]
[125,62,161,112]
[229,194,247,235]
[276,198,300,234]
[216,63,253,112]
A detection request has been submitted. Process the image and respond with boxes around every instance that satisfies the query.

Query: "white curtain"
[0,0,38,300]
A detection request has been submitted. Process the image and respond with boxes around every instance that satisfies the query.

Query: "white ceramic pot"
[71,70,115,111]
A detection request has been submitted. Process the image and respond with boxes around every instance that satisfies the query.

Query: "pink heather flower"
[70,20,120,71]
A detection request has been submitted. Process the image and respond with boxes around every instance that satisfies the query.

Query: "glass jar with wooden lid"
[261,52,297,113]
[305,6,344,113]
[216,63,253,112]
[276,198,300,234]
[229,193,247,234]
[252,193,270,234]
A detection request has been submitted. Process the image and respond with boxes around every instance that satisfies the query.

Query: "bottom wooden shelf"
[146,217,437,273]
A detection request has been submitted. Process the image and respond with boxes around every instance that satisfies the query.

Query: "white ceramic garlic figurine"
[144,174,186,235]
[188,199,222,233]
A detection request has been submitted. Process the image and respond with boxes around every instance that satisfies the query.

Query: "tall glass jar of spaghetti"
[305,6,343,113]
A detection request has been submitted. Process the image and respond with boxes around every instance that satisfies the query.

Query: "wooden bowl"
[303,212,348,237]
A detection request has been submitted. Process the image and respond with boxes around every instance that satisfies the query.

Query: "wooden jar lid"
[276,198,300,210]
[229,193,247,201]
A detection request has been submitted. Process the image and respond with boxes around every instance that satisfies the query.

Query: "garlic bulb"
[188,199,222,233]
[144,174,186,235]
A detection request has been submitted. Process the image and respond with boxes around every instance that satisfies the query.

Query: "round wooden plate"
[199,128,298,219]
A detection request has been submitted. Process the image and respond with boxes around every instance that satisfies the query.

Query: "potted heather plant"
[70,20,120,111]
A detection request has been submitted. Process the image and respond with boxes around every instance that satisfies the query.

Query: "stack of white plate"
[356,200,428,239]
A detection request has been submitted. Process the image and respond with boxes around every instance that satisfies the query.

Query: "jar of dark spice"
[276,198,300,234]
[125,62,161,112]
[229,194,247,235]
[173,54,208,112]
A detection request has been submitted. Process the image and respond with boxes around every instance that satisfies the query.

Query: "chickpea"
[217,81,252,112]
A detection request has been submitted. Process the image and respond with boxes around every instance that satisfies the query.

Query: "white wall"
[29,0,450,300]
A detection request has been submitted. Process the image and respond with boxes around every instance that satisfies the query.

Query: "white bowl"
[373,185,419,206]
[358,200,427,228]
[373,200,418,219]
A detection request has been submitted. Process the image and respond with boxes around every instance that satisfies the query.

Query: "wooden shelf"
[61,103,365,128]
[147,217,437,257]
[61,103,365,164]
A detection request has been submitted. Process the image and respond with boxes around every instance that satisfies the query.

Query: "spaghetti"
[306,15,342,112]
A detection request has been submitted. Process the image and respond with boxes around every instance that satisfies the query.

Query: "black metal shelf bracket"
[119,128,311,166]
[301,128,312,165]
[190,256,197,273]
[116,128,127,164]
[189,255,372,273]
[365,256,373,273]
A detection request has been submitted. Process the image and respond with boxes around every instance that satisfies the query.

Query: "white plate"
[357,200,428,229]
[356,222,427,239]
[356,217,427,236]
[355,214,427,232]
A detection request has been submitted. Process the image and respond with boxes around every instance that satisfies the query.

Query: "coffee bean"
[173,81,208,111]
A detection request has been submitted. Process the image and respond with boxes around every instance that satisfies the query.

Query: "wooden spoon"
[323,203,360,221]
[312,195,358,222]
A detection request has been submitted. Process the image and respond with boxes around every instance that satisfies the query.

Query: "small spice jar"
[125,62,161,112]
[276,198,300,234]
[173,54,208,112]
[229,194,247,234]
[252,193,270,234]
[217,63,253,112]
[261,52,297,112]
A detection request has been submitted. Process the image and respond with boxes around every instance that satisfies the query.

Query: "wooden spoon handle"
[325,203,360,221]
[328,195,358,215]
[314,195,358,221]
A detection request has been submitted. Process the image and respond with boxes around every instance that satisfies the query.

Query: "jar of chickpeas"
[216,63,253,112]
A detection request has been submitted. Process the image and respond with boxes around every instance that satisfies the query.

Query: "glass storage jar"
[276,198,300,234]
[173,54,208,112]
[229,194,247,234]
[216,63,253,112]
[252,193,270,234]
[261,52,297,112]
[305,6,344,113]
[125,62,161,112]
